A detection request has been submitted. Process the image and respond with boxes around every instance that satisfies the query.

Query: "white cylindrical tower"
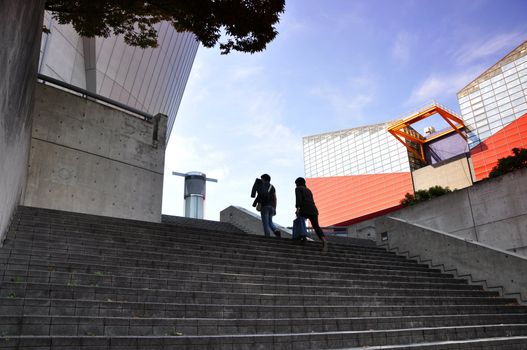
[172,171,217,219]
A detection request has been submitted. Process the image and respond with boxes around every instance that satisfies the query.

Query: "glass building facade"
[303,123,413,227]
[303,122,410,178]
[458,40,527,180]
[39,11,199,141]
[458,40,527,148]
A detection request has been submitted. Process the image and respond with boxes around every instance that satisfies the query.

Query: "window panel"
[471,101,483,110]
[491,76,505,86]
[505,73,519,83]
[493,85,507,94]
[479,79,492,88]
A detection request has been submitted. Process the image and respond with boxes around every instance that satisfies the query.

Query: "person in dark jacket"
[253,174,281,238]
[294,177,328,253]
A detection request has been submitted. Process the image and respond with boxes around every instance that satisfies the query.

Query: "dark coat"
[295,185,318,217]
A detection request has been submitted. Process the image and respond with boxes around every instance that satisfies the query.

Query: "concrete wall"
[0,1,45,243]
[23,83,167,222]
[375,216,527,303]
[345,167,527,256]
[220,206,291,237]
[392,167,527,256]
[412,155,474,191]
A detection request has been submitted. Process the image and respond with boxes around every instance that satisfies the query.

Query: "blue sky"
[162,0,527,225]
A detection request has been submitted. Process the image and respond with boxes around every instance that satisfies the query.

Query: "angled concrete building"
[20,12,199,222]
[39,11,199,140]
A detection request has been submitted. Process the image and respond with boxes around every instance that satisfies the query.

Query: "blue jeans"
[261,205,277,237]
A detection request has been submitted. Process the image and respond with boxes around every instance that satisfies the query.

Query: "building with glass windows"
[39,11,199,141]
[303,123,414,227]
[304,39,527,227]
[458,40,527,180]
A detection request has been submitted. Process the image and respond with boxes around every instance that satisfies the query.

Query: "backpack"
[256,183,273,211]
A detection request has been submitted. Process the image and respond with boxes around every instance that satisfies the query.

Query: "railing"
[37,74,153,122]
[396,100,462,123]
[286,224,349,236]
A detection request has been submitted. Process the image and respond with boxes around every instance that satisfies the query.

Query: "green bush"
[401,185,452,207]
[488,148,527,178]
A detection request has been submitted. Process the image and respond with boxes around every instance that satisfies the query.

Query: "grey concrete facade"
[23,84,166,222]
[375,216,527,303]
[346,167,527,257]
[411,155,475,191]
[391,167,527,256]
[0,0,45,243]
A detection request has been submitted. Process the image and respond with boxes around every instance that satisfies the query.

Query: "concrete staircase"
[1,206,526,349]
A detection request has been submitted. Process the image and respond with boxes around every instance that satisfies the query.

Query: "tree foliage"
[488,148,527,178]
[400,186,452,207]
[44,0,285,54]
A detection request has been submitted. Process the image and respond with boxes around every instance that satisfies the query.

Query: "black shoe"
[274,230,281,238]
[321,240,328,254]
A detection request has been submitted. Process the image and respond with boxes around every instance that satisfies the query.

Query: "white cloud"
[392,31,416,64]
[231,66,264,81]
[309,74,377,124]
[455,31,524,66]
[406,66,484,107]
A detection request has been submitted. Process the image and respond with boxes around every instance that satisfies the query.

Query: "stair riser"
[5,233,412,265]
[7,229,390,261]
[1,242,431,272]
[0,252,445,278]
[2,314,527,336]
[1,298,526,318]
[0,269,481,291]
[2,326,527,349]
[0,286,510,306]
[0,270,492,297]
[1,264,461,291]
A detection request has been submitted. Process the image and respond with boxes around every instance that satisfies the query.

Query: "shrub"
[488,148,527,178]
[400,185,452,207]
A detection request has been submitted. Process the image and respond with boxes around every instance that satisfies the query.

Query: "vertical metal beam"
[82,37,97,93]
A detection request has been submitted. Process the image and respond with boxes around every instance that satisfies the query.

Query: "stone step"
[0,268,481,292]
[9,223,387,259]
[4,232,424,263]
[1,314,527,336]
[0,258,466,287]
[1,241,437,274]
[0,273,494,299]
[342,337,527,349]
[2,324,527,349]
[1,298,524,319]
[0,248,444,281]
[5,230,409,264]
[6,206,525,349]
[13,206,381,251]
[0,297,527,319]
[0,282,511,306]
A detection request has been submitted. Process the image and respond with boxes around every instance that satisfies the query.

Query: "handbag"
[292,216,308,240]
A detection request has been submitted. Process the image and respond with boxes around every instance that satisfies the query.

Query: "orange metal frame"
[387,103,466,164]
